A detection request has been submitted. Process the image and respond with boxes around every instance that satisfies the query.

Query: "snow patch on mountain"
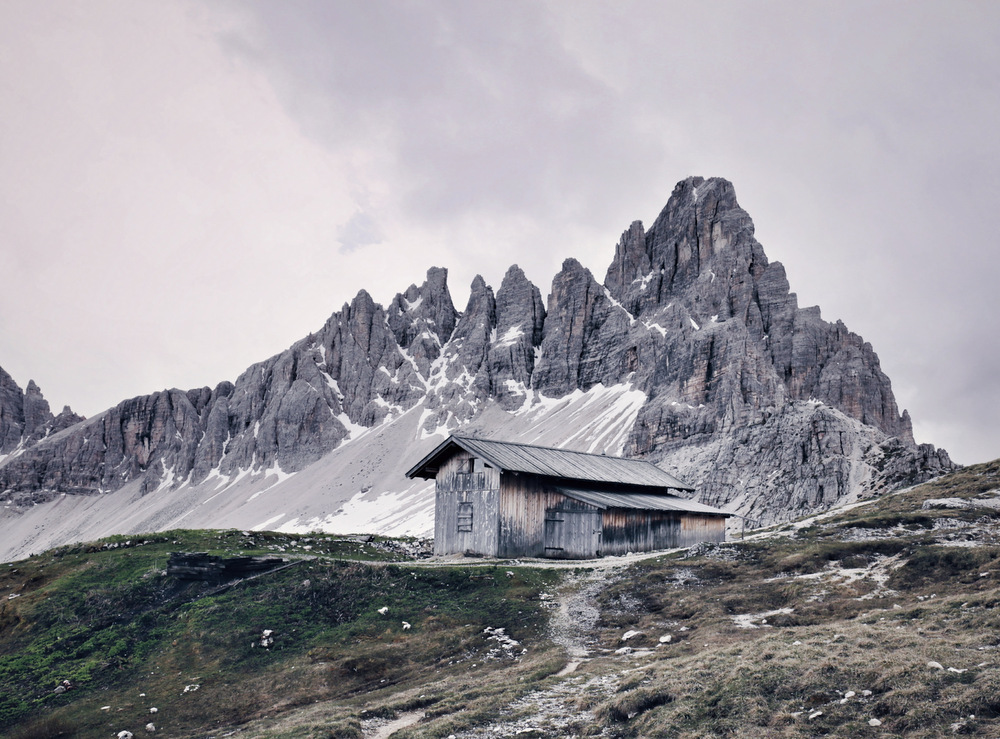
[514,383,646,456]
[278,481,435,538]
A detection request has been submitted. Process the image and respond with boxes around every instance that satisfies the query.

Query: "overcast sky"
[1,1,998,465]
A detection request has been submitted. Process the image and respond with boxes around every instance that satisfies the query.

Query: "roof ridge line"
[451,434,649,462]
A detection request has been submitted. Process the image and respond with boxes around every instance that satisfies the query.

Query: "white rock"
[927,661,944,670]
[792,640,802,646]
[614,646,633,655]
[921,497,972,510]
[868,718,882,726]
[145,722,156,733]
[862,690,873,696]
[101,706,111,711]
[679,626,688,631]
[659,634,672,643]
[844,690,856,699]
[948,667,968,673]
[809,711,823,720]
[621,630,642,641]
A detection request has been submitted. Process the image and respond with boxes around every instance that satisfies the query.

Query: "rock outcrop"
[600,178,912,440]
[0,368,82,457]
[489,265,546,409]
[0,286,434,500]
[0,176,955,530]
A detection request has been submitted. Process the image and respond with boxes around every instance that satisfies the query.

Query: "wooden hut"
[405,435,731,559]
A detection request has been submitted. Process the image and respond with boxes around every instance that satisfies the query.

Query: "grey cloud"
[337,211,382,253]
[222,0,670,227]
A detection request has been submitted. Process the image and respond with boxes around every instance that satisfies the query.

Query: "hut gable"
[406,435,731,559]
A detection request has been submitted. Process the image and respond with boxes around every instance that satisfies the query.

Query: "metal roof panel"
[406,434,695,491]
[554,486,731,516]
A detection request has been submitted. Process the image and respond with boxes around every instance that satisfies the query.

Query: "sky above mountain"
[1,1,998,465]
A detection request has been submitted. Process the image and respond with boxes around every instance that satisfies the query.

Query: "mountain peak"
[0,368,83,455]
[0,177,954,558]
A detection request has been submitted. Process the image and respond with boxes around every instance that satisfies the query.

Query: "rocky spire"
[601,176,913,443]
[531,259,634,397]
[0,368,83,454]
[0,366,26,451]
[387,267,459,376]
[488,265,546,408]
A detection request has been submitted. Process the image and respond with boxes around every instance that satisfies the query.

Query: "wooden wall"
[600,510,726,555]
[600,510,680,556]
[432,452,727,558]
[678,513,727,547]
[433,450,501,556]
[497,474,575,558]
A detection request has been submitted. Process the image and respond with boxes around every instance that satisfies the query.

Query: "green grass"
[0,529,560,738]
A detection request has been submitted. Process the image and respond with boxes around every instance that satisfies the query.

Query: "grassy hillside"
[0,531,561,738]
[1,459,999,738]
[586,459,1000,738]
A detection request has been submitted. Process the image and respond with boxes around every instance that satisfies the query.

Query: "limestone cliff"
[0,368,82,458]
[0,177,954,530]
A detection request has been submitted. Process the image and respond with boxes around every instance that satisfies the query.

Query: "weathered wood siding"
[600,510,726,555]
[543,503,602,559]
[434,460,727,558]
[433,450,501,556]
[497,476,606,559]
[497,474,571,558]
[678,513,727,547]
[600,510,679,556]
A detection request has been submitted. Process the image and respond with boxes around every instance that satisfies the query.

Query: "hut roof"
[553,486,730,516]
[405,434,695,491]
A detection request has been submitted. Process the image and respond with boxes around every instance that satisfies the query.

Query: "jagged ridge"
[0,176,954,533]
[0,368,82,460]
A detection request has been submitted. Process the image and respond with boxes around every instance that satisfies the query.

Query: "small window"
[457,502,473,533]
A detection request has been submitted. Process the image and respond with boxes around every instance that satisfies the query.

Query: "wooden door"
[543,508,601,558]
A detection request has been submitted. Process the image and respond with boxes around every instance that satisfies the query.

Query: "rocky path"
[547,569,604,674]
[362,710,427,739]
[357,565,622,739]
[355,551,687,737]
[455,568,621,738]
